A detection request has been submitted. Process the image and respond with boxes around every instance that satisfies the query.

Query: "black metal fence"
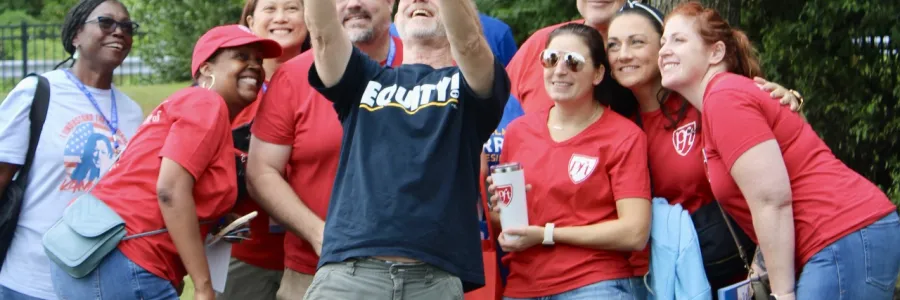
[1,22,153,92]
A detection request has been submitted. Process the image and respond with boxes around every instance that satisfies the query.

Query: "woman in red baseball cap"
[221,1,310,298]
[48,24,281,300]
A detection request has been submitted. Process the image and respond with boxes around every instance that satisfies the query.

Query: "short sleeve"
[505,31,542,104]
[159,90,230,179]
[609,130,651,201]
[705,90,776,171]
[0,76,38,165]
[308,47,383,119]
[461,57,511,143]
[252,69,298,145]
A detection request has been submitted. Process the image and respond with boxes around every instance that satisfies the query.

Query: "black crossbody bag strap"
[17,74,52,186]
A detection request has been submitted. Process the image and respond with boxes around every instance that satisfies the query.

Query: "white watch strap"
[543,223,555,245]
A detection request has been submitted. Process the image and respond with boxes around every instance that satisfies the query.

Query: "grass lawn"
[181,278,195,300]
[119,82,191,115]
[2,81,190,116]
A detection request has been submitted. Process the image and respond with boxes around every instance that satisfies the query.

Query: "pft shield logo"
[672,121,697,156]
[496,185,513,207]
[568,154,599,184]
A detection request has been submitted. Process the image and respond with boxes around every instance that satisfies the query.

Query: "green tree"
[648,0,740,25]
[0,0,46,18]
[40,0,79,23]
[475,0,579,45]
[121,0,244,82]
[742,0,900,204]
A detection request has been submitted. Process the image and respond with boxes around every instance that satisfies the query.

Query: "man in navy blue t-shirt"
[302,0,509,298]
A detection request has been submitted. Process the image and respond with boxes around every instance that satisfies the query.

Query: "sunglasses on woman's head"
[85,16,139,36]
[540,49,587,72]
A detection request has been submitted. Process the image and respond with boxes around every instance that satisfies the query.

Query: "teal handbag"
[42,192,127,278]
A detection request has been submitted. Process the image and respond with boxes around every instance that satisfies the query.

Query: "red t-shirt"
[95,87,237,284]
[701,72,896,268]
[230,85,286,271]
[640,94,714,213]
[499,107,651,298]
[507,21,653,276]
[250,37,404,274]
[506,20,581,114]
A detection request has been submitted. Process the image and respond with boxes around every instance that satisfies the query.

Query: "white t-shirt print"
[0,70,144,299]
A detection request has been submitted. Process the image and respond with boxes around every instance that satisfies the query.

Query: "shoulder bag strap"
[716,202,753,273]
[14,74,51,187]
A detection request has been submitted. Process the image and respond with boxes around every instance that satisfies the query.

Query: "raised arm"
[437,0,496,98]
[304,0,353,87]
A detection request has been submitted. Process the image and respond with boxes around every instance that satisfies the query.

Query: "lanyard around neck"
[384,38,397,67]
[63,69,120,151]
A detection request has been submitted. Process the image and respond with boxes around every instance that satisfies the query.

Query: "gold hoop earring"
[207,74,216,90]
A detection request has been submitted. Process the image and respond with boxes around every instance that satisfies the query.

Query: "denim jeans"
[0,285,46,300]
[49,249,178,300]
[759,212,900,300]
[503,277,647,300]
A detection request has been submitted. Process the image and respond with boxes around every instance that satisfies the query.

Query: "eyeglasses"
[540,49,587,72]
[85,16,139,36]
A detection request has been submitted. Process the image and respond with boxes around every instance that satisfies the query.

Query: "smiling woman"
[240,0,309,80]
[658,3,900,300]
[222,1,310,299]
[0,1,147,299]
[485,23,651,299]
[44,25,281,300]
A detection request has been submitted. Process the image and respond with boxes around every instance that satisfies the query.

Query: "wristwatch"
[542,223,555,246]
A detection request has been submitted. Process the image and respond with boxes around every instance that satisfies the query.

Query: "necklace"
[550,104,602,131]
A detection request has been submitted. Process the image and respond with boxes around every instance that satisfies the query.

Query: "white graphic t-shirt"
[0,70,144,299]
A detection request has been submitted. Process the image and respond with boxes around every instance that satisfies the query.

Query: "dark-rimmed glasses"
[85,16,139,36]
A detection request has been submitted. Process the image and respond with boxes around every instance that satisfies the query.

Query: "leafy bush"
[120,0,245,83]
[742,0,900,204]
[475,0,579,45]
[482,0,899,207]
[0,10,39,25]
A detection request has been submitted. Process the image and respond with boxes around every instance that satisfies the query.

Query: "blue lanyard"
[262,82,268,94]
[384,38,396,67]
[63,69,120,151]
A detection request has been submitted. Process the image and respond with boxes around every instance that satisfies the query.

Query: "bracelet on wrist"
[789,89,804,110]
[771,291,795,299]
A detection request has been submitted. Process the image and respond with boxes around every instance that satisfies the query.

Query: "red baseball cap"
[191,24,283,77]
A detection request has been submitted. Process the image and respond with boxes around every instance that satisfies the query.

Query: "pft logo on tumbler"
[490,162,529,241]
[496,185,512,207]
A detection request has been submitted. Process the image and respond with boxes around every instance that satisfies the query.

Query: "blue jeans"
[503,277,647,300]
[759,212,900,300]
[49,249,179,300]
[0,285,45,300]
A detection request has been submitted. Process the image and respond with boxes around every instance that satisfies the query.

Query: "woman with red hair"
[657,2,900,299]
